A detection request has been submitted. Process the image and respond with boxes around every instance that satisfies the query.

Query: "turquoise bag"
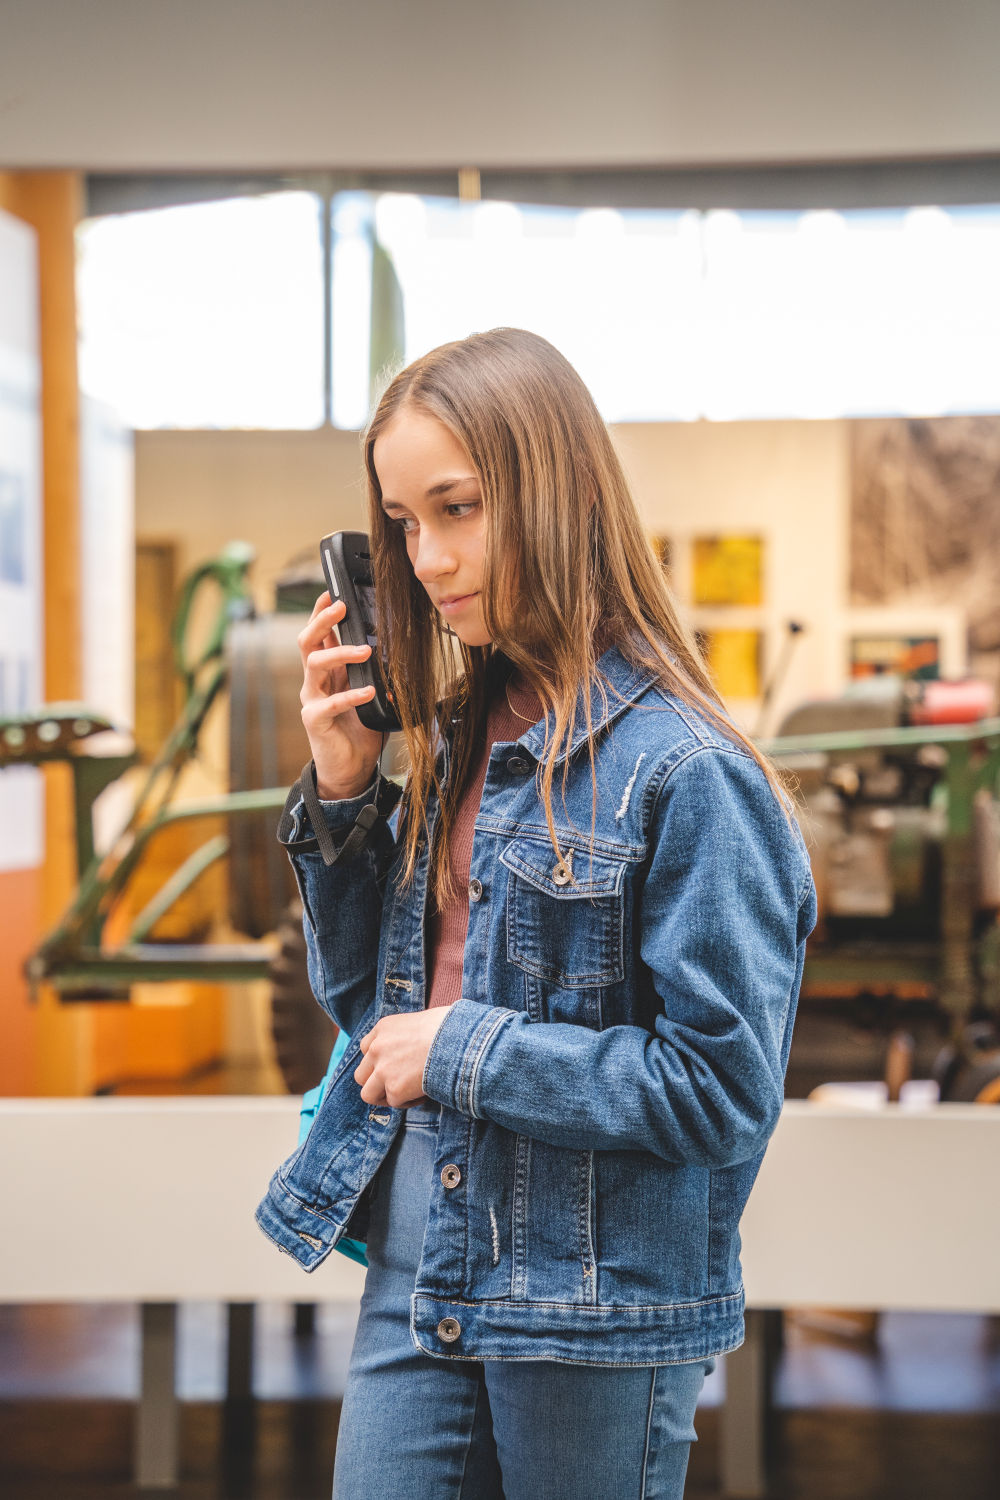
[297,1028,369,1268]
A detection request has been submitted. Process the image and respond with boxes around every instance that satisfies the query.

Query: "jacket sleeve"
[421,746,817,1168]
[278,777,400,1039]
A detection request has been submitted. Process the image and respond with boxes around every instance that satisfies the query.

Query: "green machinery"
[3,544,288,999]
[4,546,1000,1101]
[760,683,1000,1099]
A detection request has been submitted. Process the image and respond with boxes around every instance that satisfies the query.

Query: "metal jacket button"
[441,1164,462,1188]
[437,1317,462,1343]
[552,860,573,886]
[468,878,483,902]
[506,756,531,775]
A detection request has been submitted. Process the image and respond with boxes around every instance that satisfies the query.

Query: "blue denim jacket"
[255,644,817,1366]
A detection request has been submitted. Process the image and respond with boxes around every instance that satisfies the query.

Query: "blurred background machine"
[764,674,1000,1102]
[3,545,999,1108]
[0,543,416,1099]
[0,545,330,1095]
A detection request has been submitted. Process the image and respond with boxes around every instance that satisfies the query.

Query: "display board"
[79,393,135,855]
[0,208,43,871]
[80,393,134,729]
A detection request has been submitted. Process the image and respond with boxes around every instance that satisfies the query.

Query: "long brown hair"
[364,327,794,909]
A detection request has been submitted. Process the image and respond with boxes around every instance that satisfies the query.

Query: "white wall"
[134,428,369,615]
[615,419,849,732]
[1,1,999,170]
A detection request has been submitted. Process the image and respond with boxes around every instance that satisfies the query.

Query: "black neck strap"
[278,760,403,867]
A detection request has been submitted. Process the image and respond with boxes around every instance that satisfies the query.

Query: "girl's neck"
[494,626,619,694]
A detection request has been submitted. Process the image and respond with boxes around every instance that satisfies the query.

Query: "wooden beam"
[0,172,92,1094]
[5,172,83,704]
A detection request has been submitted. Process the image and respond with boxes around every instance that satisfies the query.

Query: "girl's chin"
[448,625,494,648]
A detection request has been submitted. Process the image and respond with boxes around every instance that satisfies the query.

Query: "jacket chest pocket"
[499,837,627,988]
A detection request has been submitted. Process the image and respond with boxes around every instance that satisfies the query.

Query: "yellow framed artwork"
[692,535,764,607]
[701,628,763,700]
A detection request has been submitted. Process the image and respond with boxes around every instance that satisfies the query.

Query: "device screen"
[355,580,378,652]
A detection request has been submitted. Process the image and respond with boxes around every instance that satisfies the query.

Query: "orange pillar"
[0,172,89,1094]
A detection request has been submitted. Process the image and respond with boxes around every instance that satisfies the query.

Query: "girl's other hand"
[353,1006,453,1108]
[298,592,386,799]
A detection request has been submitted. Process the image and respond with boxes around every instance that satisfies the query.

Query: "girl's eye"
[390,501,479,534]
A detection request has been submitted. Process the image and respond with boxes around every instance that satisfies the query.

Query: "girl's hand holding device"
[297,549,445,1107]
[297,592,384,800]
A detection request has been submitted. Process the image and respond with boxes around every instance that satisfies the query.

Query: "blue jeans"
[332,1102,714,1499]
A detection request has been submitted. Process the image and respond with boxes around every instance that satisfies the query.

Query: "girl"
[257,328,816,1499]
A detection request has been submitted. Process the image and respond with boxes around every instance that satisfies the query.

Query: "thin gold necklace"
[505,675,538,723]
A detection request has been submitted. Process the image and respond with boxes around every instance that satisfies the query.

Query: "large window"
[77,190,1000,430]
[696,205,1000,421]
[337,193,704,425]
[364,196,1000,423]
[76,193,326,429]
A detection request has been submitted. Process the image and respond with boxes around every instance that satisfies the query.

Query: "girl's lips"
[439,592,478,613]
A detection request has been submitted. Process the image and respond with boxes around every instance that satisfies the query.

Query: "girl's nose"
[412,530,457,583]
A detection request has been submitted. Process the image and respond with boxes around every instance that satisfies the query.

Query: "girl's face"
[374,406,493,648]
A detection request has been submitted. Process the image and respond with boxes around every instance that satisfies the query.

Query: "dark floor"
[1,1303,998,1498]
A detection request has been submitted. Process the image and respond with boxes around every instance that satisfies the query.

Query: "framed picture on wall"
[697,627,763,700]
[849,635,941,681]
[692,535,764,607]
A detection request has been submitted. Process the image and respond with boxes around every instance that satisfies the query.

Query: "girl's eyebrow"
[381,477,479,512]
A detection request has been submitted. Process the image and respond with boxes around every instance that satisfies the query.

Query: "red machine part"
[907,678,995,725]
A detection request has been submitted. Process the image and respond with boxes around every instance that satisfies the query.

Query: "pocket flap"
[499,838,627,898]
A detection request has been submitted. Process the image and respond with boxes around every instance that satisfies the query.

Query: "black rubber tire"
[934,1021,1000,1103]
[943,1051,1000,1103]
[227,613,309,939]
[268,900,337,1095]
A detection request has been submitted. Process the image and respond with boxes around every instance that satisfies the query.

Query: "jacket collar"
[515,643,657,766]
[437,642,662,778]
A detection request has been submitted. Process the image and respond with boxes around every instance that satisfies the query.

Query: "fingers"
[354,1050,383,1104]
[300,685,377,737]
[298,593,375,706]
[356,1029,386,1105]
[355,1053,386,1107]
[353,1022,429,1110]
[300,641,372,705]
[297,594,346,667]
[307,590,332,623]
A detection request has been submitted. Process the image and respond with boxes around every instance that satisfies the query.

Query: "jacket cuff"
[278,778,380,848]
[421,999,515,1117]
